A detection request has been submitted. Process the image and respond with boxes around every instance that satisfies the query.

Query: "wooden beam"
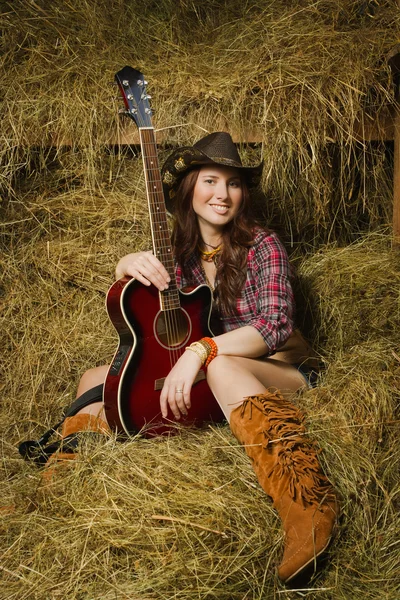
[111,108,395,147]
[387,45,400,244]
[393,104,400,243]
[353,107,395,142]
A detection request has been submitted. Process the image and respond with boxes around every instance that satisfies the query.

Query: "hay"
[2,188,400,597]
[1,1,400,598]
[2,429,282,599]
[295,232,400,353]
[1,0,399,242]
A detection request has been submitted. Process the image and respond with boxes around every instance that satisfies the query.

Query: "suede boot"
[229,390,339,583]
[42,413,110,483]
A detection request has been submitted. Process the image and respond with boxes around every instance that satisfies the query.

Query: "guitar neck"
[139,127,180,310]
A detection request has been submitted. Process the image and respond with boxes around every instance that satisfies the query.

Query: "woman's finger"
[167,396,181,420]
[182,386,191,411]
[183,395,191,411]
[160,385,182,420]
[144,252,171,280]
[128,256,170,290]
[173,389,188,417]
[160,392,169,419]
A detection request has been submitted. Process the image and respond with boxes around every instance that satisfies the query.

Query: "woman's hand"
[115,251,170,291]
[160,350,202,420]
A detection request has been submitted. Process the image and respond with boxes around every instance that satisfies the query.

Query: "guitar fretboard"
[139,127,180,311]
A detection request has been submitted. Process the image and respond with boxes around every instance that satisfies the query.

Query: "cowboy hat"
[161,132,263,213]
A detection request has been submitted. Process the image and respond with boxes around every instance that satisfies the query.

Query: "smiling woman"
[38,132,339,583]
[192,166,243,229]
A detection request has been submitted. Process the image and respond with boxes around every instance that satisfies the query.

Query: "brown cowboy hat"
[161,132,263,213]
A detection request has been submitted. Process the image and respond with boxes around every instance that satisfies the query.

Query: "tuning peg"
[118,108,137,116]
[122,80,129,87]
[137,79,148,87]
[145,108,152,115]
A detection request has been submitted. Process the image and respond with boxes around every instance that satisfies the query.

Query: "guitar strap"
[18,384,104,465]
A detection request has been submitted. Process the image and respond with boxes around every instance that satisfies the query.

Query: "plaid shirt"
[175,228,294,353]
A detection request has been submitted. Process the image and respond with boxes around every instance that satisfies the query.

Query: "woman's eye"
[205,179,215,184]
[229,181,240,188]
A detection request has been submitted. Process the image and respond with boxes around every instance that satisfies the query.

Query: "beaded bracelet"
[202,337,218,367]
[197,338,211,355]
[186,337,218,367]
[186,341,208,364]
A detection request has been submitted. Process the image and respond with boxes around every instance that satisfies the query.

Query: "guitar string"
[141,129,179,368]
[146,130,183,368]
[140,127,184,369]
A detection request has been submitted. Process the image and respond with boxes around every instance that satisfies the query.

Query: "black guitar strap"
[18,384,104,465]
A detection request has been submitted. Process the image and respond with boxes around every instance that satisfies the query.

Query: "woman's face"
[191,165,243,232]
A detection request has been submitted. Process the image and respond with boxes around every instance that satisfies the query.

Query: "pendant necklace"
[198,245,222,263]
[198,237,223,263]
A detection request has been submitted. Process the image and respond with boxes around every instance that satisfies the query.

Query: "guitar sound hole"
[155,308,191,349]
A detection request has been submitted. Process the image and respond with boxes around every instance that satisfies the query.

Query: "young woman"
[39,133,339,583]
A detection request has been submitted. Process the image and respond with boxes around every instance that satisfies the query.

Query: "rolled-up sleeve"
[235,231,294,352]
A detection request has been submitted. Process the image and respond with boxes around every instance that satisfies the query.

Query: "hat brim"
[161,146,263,215]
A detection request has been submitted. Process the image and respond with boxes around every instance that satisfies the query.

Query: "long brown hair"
[171,167,257,315]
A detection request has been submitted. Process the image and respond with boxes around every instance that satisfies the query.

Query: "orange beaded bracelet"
[201,337,218,368]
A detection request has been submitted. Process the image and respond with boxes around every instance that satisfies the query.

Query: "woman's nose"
[215,182,229,200]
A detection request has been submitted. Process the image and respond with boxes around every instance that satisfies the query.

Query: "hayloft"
[1,1,399,598]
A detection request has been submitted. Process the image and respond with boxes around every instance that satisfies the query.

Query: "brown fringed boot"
[42,413,110,483]
[229,390,339,583]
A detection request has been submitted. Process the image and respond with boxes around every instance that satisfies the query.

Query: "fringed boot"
[229,390,339,583]
[42,413,110,483]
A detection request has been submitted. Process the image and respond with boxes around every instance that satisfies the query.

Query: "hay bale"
[1,2,400,597]
[1,0,399,241]
[2,181,400,596]
[296,233,400,353]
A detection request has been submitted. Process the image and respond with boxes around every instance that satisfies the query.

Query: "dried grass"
[2,169,400,598]
[1,1,400,598]
[1,0,399,241]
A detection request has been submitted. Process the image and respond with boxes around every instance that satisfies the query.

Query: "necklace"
[200,263,215,291]
[202,240,221,250]
[198,244,222,263]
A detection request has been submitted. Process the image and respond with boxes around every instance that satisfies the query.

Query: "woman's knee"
[77,365,109,396]
[207,355,244,384]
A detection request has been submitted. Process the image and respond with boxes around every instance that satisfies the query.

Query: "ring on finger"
[176,389,183,394]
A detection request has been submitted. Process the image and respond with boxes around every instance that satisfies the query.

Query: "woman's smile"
[192,165,243,232]
[209,203,230,215]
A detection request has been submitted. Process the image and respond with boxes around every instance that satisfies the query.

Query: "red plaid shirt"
[175,228,294,353]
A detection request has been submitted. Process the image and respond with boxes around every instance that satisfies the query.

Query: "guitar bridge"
[154,370,206,391]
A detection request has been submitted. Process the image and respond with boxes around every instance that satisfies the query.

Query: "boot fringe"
[241,392,335,506]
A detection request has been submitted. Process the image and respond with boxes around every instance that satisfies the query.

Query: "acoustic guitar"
[103,66,224,436]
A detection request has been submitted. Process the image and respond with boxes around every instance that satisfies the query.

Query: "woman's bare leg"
[207,355,307,422]
[74,364,109,421]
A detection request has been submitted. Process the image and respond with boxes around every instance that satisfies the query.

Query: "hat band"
[207,156,243,168]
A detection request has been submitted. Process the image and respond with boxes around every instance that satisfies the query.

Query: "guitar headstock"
[115,66,153,128]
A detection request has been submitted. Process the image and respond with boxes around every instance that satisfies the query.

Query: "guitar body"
[104,277,224,436]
